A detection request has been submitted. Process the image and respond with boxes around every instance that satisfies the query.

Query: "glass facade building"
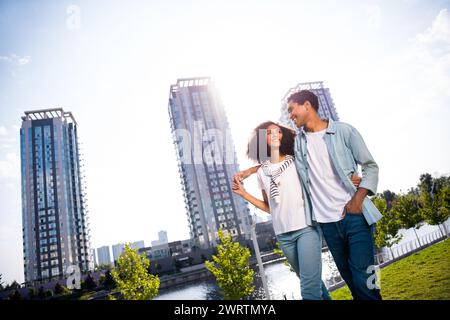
[168,77,251,249]
[96,246,111,266]
[279,81,340,128]
[20,108,93,283]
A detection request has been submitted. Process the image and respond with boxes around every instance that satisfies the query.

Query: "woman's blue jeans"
[276,225,331,300]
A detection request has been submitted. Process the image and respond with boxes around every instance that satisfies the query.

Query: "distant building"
[139,238,194,260]
[151,230,168,246]
[158,231,168,243]
[168,77,252,249]
[140,243,170,260]
[20,108,93,283]
[93,249,97,266]
[112,243,125,262]
[111,241,144,263]
[130,241,145,251]
[96,246,111,266]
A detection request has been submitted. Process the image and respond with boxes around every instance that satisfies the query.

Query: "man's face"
[287,101,307,128]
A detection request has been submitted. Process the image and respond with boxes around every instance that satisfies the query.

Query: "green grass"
[79,291,96,300]
[330,239,450,300]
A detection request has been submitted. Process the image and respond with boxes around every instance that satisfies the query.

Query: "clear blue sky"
[1,0,449,284]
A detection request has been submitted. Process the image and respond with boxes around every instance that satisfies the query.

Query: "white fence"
[376,228,447,264]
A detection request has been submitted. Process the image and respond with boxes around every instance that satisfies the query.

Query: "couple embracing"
[232,90,382,300]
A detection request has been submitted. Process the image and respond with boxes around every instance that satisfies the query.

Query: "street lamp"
[249,209,271,300]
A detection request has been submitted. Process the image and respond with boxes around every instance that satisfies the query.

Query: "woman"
[232,120,331,300]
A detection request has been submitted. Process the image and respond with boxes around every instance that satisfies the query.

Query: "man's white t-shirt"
[256,161,307,235]
[305,129,353,223]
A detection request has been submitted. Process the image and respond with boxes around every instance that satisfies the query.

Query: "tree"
[106,293,117,300]
[0,274,3,291]
[111,243,160,300]
[419,174,450,237]
[6,280,20,290]
[9,289,22,300]
[98,274,106,286]
[54,282,71,296]
[205,229,255,300]
[103,270,116,290]
[54,283,64,295]
[96,263,112,272]
[28,287,37,299]
[38,286,46,300]
[381,190,397,211]
[393,194,423,246]
[373,197,403,258]
[82,273,97,291]
[45,289,54,298]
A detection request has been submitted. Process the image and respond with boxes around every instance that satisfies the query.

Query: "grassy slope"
[330,239,450,300]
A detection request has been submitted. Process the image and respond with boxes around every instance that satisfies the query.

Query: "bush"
[9,290,23,300]
[45,289,53,298]
[38,286,46,300]
[106,294,117,300]
[98,274,106,286]
[205,229,255,300]
[81,273,97,291]
[54,283,64,295]
[103,270,116,290]
[28,287,37,299]
[54,282,71,296]
[111,243,159,300]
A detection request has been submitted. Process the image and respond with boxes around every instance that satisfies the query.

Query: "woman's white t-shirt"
[256,161,307,235]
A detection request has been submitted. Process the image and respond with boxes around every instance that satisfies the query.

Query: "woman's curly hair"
[246,121,296,164]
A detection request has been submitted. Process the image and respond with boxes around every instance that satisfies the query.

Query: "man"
[234,90,382,300]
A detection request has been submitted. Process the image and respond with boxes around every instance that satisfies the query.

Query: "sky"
[0,0,449,284]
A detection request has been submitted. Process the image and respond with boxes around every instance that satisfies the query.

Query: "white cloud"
[410,9,450,101]
[367,4,382,28]
[416,8,450,54]
[0,55,11,62]
[0,153,19,178]
[0,126,7,136]
[0,54,31,66]
[17,56,31,65]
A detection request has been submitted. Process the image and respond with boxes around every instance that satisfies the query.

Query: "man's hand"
[343,188,368,217]
[351,173,361,188]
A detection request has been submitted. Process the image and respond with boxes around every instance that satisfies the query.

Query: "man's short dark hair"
[287,90,319,112]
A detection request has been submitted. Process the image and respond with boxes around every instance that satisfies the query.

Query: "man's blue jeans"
[277,226,331,300]
[320,213,382,300]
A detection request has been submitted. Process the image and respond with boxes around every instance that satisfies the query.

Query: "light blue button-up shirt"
[294,119,382,226]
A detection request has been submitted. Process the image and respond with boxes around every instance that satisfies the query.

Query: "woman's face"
[265,124,282,148]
